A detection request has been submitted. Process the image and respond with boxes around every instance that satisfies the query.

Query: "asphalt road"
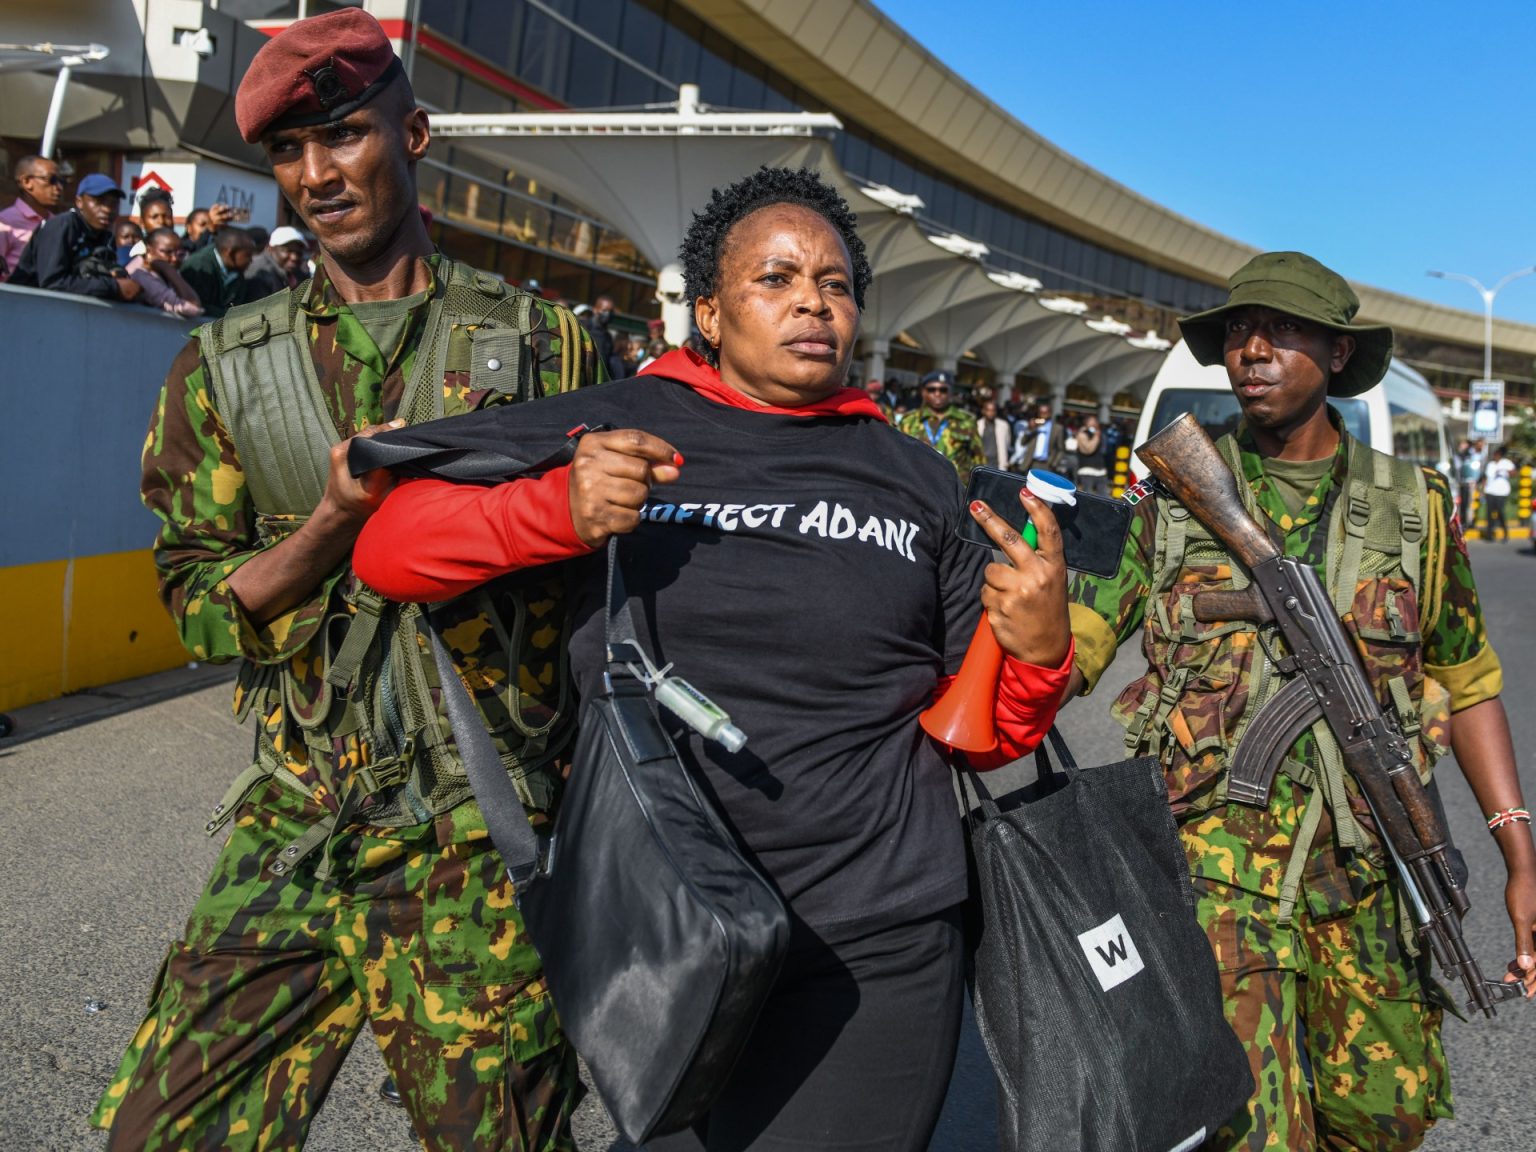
[3,540,1534,1151]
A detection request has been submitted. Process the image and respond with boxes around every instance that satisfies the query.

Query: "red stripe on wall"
[415,28,566,110]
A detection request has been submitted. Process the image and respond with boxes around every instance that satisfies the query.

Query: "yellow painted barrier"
[0,549,186,713]
[3,286,198,713]
[1111,444,1131,498]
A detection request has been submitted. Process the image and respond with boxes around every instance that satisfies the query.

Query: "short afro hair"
[681,167,872,366]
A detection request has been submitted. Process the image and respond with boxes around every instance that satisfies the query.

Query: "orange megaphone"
[920,617,1002,753]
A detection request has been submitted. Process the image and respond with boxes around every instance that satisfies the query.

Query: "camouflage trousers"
[1191,836,1453,1151]
[90,779,579,1151]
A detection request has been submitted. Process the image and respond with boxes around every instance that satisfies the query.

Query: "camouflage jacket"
[142,256,602,824]
[898,406,986,484]
[1069,419,1502,902]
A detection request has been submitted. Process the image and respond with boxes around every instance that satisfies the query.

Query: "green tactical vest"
[1115,433,1454,922]
[196,260,578,871]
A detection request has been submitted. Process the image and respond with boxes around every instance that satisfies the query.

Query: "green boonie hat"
[1177,251,1394,398]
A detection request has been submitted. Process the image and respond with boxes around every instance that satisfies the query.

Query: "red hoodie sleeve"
[353,466,592,602]
[935,638,1074,771]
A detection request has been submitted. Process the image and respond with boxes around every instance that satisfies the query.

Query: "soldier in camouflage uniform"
[89,11,603,1151]
[897,368,985,484]
[1066,253,1536,1151]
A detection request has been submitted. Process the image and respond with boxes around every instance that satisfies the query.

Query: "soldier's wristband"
[1486,807,1532,832]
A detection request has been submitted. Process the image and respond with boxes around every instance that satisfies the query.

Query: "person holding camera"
[7,173,142,302]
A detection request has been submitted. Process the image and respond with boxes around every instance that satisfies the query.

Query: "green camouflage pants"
[90,779,579,1151]
[1192,840,1452,1151]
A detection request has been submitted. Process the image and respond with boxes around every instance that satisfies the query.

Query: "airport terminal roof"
[678,0,1536,358]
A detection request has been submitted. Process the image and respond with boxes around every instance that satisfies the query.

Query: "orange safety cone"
[920,617,1002,754]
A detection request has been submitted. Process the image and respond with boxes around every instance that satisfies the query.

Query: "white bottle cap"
[1026,468,1077,506]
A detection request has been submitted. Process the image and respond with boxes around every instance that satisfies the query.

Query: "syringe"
[618,645,749,753]
[653,675,748,753]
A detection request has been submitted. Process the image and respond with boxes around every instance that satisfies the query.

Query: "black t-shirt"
[549,376,986,937]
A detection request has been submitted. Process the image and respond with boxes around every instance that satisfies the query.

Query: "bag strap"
[428,623,541,886]
[1033,725,1083,780]
[958,725,1077,829]
[957,757,1002,831]
[428,536,651,888]
[605,537,646,668]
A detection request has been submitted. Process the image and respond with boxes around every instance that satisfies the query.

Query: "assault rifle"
[1137,414,1522,1018]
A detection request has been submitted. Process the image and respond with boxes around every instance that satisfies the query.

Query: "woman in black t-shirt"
[357,169,1073,1151]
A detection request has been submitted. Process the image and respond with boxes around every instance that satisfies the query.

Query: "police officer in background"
[1065,252,1535,1151]
[898,368,985,484]
[91,10,601,1150]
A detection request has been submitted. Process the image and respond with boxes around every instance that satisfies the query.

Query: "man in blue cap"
[8,173,142,301]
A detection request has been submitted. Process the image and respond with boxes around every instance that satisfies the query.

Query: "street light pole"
[1426,265,1536,385]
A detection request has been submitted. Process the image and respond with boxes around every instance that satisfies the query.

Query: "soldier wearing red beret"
[91,9,603,1150]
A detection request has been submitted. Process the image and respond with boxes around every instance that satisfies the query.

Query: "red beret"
[236,9,403,144]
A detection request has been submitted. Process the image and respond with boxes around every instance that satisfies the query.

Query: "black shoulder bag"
[960,729,1254,1152]
[429,538,789,1144]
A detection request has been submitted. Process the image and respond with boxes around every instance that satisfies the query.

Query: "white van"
[1131,342,1449,480]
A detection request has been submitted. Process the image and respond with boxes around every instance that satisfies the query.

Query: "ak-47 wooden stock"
[1134,414,1279,570]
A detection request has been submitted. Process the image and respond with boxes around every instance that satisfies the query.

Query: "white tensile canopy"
[432,85,1171,408]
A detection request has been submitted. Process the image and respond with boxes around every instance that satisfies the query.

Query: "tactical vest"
[197,260,583,872]
[1113,433,1453,920]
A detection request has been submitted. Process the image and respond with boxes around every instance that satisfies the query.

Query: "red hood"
[638,348,887,421]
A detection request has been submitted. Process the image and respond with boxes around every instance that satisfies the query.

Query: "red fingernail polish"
[970,500,984,514]
[673,452,685,467]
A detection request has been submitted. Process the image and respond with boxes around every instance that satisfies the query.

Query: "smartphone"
[956,467,1133,578]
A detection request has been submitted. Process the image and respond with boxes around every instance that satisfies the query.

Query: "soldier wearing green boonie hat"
[1177,250,1394,397]
[1062,250,1536,1151]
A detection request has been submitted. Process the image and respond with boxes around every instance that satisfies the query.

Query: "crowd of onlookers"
[1453,437,1527,542]
[0,156,313,319]
[569,293,672,381]
[864,372,1131,493]
[0,156,681,378]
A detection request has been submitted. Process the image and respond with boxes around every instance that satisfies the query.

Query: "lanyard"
[923,417,949,447]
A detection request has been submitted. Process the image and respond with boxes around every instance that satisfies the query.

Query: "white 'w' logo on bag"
[1076,913,1145,991]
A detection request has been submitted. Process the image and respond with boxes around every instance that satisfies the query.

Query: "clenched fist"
[568,429,683,548]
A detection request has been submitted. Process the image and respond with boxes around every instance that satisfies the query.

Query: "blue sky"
[877,1,1536,326]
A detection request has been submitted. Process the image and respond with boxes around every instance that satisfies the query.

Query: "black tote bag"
[961,729,1253,1152]
[429,540,789,1144]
